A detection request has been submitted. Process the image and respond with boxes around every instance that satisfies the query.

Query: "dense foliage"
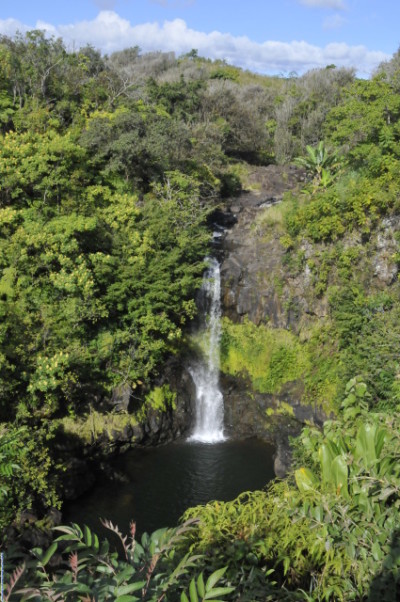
[0,33,224,528]
[2,30,400,601]
[3,519,236,601]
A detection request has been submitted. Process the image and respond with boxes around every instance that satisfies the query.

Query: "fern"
[4,563,25,602]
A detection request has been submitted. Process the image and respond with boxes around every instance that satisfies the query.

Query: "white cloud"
[0,17,30,36]
[299,0,346,9]
[323,13,346,29]
[0,12,388,76]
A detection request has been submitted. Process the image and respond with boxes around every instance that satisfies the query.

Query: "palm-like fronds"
[294,141,338,189]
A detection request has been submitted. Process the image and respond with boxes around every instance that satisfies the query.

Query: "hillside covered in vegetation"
[1,30,400,601]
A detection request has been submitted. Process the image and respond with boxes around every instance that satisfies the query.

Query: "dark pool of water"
[64,438,275,537]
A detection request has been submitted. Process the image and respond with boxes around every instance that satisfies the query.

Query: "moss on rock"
[57,410,139,446]
[220,317,308,394]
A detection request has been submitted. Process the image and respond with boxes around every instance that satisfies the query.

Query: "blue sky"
[0,0,398,75]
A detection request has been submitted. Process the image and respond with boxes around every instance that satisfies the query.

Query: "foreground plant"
[4,519,204,601]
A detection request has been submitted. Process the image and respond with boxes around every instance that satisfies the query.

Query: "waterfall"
[189,257,225,443]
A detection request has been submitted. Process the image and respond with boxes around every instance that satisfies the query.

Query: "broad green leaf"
[343,405,360,421]
[150,527,168,540]
[83,524,92,547]
[141,532,149,548]
[92,532,99,553]
[115,581,146,596]
[379,456,395,477]
[355,382,367,398]
[371,541,383,562]
[283,556,290,575]
[197,573,205,598]
[331,454,349,498]
[53,533,79,542]
[355,423,377,467]
[72,584,92,594]
[115,565,135,585]
[319,441,338,484]
[205,567,227,592]
[189,577,199,602]
[345,378,357,393]
[54,524,82,539]
[41,542,58,566]
[355,490,370,513]
[312,505,323,522]
[344,393,356,406]
[204,587,236,599]
[96,564,115,574]
[295,467,319,493]
[375,427,387,459]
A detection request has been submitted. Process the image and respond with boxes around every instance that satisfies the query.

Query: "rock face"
[219,165,326,330]
[372,216,400,286]
[218,169,400,336]
[214,165,400,475]
[222,373,324,437]
[221,371,326,475]
[214,165,315,473]
[141,356,196,444]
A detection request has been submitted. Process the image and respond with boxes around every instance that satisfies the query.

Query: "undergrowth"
[220,317,308,394]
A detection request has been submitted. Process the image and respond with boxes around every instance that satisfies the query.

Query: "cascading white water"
[189,257,225,443]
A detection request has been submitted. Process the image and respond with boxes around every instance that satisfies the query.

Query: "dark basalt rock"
[5,508,63,552]
[140,356,196,445]
[221,371,326,477]
[110,383,131,412]
[216,165,327,476]
[219,166,302,328]
[209,207,237,229]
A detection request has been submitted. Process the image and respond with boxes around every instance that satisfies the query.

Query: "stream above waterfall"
[64,438,275,537]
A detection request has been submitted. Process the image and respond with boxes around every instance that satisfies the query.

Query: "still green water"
[64,438,275,536]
